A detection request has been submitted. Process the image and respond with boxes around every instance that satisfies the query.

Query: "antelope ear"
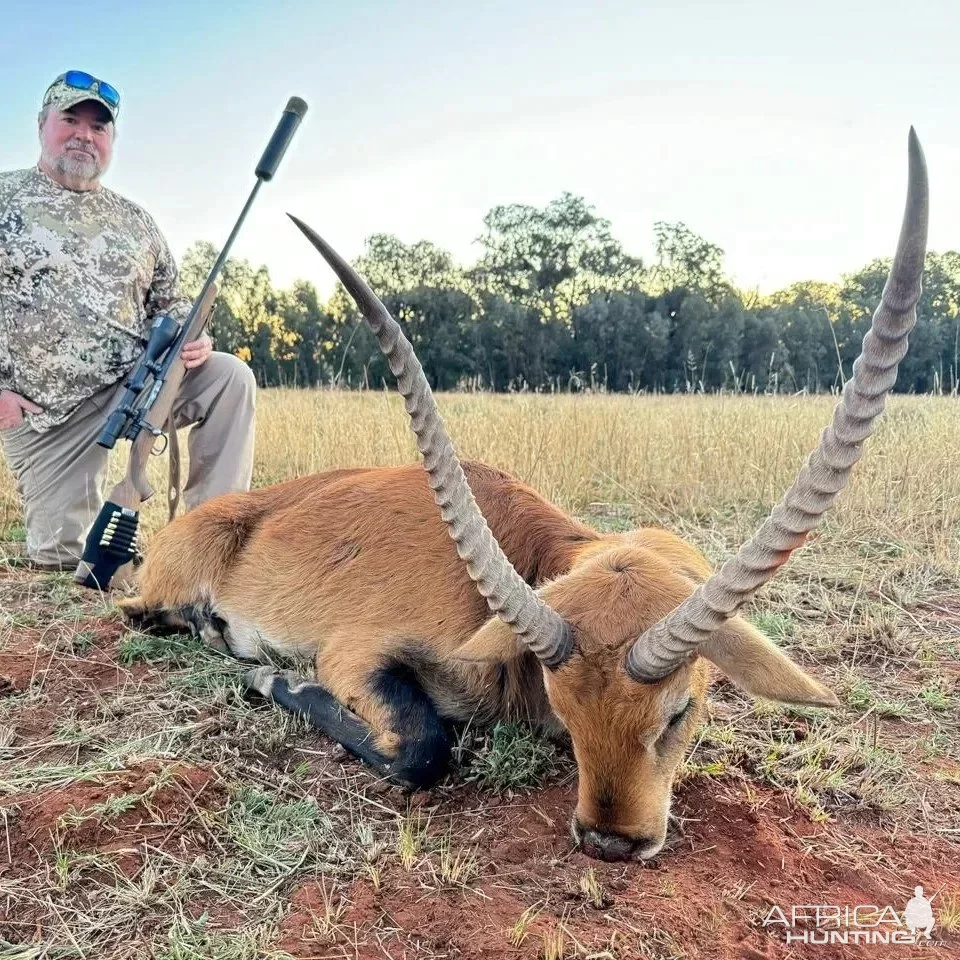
[452,617,526,663]
[699,615,840,708]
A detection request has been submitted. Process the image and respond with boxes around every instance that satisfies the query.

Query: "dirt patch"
[0,569,142,701]
[919,594,960,629]
[0,620,134,694]
[277,779,959,960]
[1,760,224,869]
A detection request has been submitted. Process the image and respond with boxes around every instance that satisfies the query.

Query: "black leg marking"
[370,658,451,788]
[245,661,451,789]
[126,602,244,658]
[119,602,176,632]
[245,667,395,774]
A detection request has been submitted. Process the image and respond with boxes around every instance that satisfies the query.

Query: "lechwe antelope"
[120,131,928,862]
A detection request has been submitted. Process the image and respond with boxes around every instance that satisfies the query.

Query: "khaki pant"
[0,353,256,568]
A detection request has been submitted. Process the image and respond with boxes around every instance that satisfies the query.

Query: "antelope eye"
[667,698,692,728]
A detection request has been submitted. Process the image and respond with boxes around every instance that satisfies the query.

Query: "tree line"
[178,193,960,394]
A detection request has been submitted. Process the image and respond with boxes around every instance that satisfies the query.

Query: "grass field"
[1,389,958,959]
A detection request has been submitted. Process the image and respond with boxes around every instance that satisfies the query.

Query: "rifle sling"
[161,285,216,525]
[167,410,181,522]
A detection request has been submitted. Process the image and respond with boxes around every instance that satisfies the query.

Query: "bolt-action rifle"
[75,96,308,590]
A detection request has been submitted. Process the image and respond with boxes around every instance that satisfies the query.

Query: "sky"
[2,0,958,298]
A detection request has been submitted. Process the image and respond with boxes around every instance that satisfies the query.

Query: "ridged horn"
[627,127,929,681]
[288,214,574,668]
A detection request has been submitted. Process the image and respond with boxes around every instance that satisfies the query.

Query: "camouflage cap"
[42,72,120,122]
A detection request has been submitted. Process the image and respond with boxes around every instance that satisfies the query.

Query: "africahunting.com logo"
[763,885,947,946]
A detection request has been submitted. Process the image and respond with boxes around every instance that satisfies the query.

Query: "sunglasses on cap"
[49,70,121,111]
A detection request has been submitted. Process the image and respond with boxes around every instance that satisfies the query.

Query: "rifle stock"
[136,280,219,468]
[73,284,218,589]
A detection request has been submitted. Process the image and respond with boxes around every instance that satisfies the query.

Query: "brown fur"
[121,459,836,861]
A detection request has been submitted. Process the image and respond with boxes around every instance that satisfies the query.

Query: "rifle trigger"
[151,432,169,456]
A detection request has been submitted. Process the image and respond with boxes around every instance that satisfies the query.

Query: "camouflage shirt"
[0,165,191,432]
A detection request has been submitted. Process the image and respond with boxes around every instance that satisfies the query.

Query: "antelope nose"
[579,827,653,862]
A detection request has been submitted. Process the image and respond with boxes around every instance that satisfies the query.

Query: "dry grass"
[4,389,959,558]
[1,388,958,958]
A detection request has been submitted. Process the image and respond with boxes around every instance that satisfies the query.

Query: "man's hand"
[0,390,42,430]
[181,333,213,370]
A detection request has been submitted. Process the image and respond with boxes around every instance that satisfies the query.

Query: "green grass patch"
[459,721,565,792]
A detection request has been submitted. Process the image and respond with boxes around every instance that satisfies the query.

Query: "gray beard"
[42,144,103,184]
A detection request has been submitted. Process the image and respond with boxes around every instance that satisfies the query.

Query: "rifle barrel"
[177,177,263,348]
